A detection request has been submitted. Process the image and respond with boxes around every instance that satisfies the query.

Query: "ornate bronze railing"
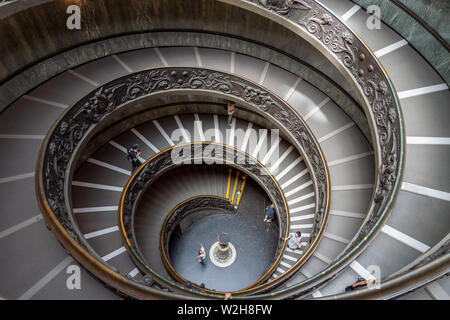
[119,142,290,294]
[35,0,411,299]
[36,66,330,298]
[210,0,405,298]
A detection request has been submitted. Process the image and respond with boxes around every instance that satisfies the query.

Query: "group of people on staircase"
[264,203,303,250]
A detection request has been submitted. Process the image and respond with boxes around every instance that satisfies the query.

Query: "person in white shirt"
[285,231,302,250]
[196,243,206,264]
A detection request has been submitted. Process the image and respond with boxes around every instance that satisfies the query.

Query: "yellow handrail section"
[230,171,240,204]
[225,168,232,200]
[235,174,247,207]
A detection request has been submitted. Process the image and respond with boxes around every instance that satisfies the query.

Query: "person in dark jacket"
[264,203,275,222]
[127,143,142,174]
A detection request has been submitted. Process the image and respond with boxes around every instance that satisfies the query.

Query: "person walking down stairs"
[127,144,142,174]
[227,101,235,127]
[264,203,275,222]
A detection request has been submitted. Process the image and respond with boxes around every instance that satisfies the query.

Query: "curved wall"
[0,0,357,108]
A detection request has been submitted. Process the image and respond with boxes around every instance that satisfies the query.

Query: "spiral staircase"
[0,0,448,300]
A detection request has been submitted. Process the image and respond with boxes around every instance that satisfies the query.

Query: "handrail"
[119,142,291,295]
[36,66,330,299]
[34,0,411,299]
[212,0,404,298]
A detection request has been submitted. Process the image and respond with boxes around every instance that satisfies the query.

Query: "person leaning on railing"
[345,278,375,292]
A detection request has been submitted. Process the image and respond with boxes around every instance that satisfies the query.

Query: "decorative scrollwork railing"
[36,66,330,298]
[219,0,404,298]
[328,237,450,300]
[119,143,289,294]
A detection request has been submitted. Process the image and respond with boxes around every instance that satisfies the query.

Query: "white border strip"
[213,114,221,143]
[67,70,99,87]
[18,256,73,300]
[0,172,34,184]
[173,115,191,143]
[318,122,355,143]
[194,114,205,142]
[259,62,270,84]
[87,158,131,176]
[374,39,408,58]
[381,225,430,253]
[154,47,168,66]
[426,282,450,300]
[0,215,43,240]
[261,137,281,165]
[407,137,450,145]
[251,129,267,157]
[332,184,373,191]
[153,120,175,146]
[288,192,314,206]
[22,95,66,109]
[281,168,309,189]
[0,134,45,140]
[284,77,302,101]
[112,54,133,73]
[230,52,235,73]
[330,210,365,219]
[128,267,140,278]
[275,156,302,180]
[290,213,315,222]
[402,182,450,201]
[84,226,119,239]
[323,232,350,244]
[290,203,315,214]
[241,122,253,150]
[269,145,293,173]
[350,260,376,280]
[131,128,160,153]
[285,180,313,197]
[398,84,448,99]
[73,206,118,213]
[194,47,202,67]
[102,247,126,262]
[303,97,330,121]
[72,181,123,192]
[341,5,360,21]
[327,151,374,167]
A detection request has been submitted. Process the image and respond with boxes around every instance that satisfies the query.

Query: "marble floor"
[169,179,280,292]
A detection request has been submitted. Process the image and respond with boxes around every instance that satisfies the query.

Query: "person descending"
[127,143,142,174]
[264,203,275,222]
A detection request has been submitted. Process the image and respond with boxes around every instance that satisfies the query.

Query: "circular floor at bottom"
[169,180,280,292]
